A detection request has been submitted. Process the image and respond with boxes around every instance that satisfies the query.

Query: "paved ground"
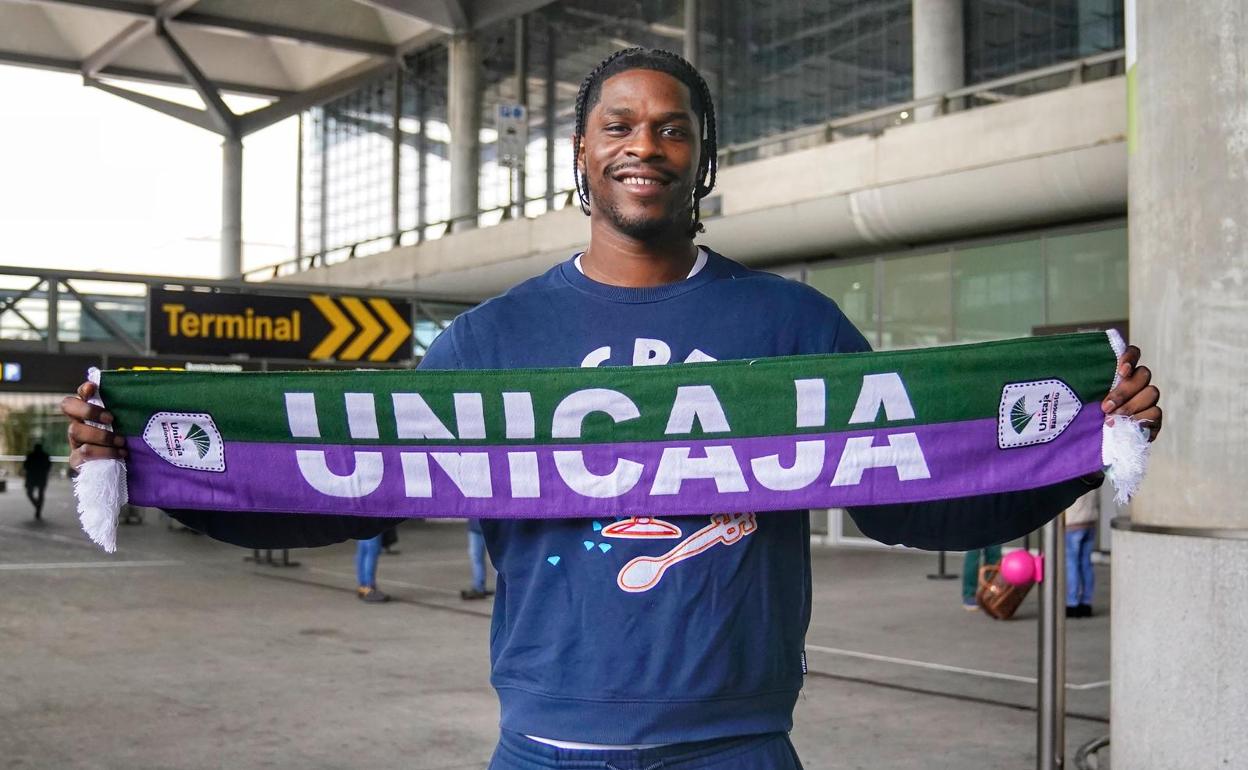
[0,479,1111,769]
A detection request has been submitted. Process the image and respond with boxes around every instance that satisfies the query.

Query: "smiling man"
[63,49,1162,769]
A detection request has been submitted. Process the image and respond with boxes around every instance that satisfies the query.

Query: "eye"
[661,126,689,139]
[603,123,630,135]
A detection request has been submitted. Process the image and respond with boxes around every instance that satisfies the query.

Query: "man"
[23,442,52,520]
[62,49,1162,769]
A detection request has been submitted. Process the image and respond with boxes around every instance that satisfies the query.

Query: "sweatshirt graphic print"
[417,251,869,744]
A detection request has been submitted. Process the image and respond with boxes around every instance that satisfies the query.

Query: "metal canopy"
[0,0,557,98]
[0,0,556,279]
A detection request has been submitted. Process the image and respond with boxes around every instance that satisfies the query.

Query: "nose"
[625,125,664,161]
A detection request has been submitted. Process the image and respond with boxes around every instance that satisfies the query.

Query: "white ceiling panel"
[0,0,548,101]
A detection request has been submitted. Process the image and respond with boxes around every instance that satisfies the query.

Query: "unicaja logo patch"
[143,412,226,472]
[998,380,1081,450]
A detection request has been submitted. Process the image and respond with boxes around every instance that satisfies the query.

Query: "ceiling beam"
[81,20,148,77]
[22,0,398,57]
[0,49,294,97]
[172,11,396,57]
[81,0,202,77]
[440,0,468,30]
[155,21,237,135]
[83,75,220,132]
[469,0,558,31]
[237,60,398,136]
[352,0,558,33]
[350,0,459,33]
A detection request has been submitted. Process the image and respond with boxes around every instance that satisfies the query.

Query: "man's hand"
[61,381,126,471]
[1103,345,1162,442]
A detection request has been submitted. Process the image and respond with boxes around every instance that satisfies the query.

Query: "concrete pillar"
[1114,0,1248,767]
[391,69,403,246]
[514,15,528,216]
[911,0,964,121]
[448,34,481,233]
[295,114,304,260]
[683,0,699,69]
[543,20,557,210]
[220,135,243,278]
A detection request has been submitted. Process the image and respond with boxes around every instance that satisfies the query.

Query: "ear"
[574,133,586,174]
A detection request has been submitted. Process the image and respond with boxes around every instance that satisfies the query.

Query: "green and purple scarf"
[75,331,1149,551]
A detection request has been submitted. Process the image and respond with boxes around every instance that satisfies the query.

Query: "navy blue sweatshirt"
[165,250,1092,743]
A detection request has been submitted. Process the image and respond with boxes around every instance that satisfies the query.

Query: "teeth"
[621,177,663,186]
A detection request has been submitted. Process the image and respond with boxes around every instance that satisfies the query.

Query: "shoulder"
[707,250,848,315]
[419,261,571,369]
[456,261,569,325]
[706,249,871,354]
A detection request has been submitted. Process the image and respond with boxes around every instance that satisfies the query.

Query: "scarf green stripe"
[99,332,1114,446]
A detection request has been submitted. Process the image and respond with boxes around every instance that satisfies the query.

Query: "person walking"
[1065,492,1099,617]
[461,519,493,600]
[961,545,1002,611]
[356,533,389,603]
[22,443,52,521]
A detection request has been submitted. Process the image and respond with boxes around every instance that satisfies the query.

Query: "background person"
[1065,491,1099,617]
[356,534,389,603]
[461,519,493,601]
[961,545,1002,611]
[22,442,52,521]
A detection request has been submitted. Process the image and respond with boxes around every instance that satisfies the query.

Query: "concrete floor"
[0,479,1111,769]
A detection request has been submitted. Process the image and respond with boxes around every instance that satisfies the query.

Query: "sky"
[0,64,298,279]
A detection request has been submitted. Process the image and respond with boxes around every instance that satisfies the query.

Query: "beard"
[589,176,696,240]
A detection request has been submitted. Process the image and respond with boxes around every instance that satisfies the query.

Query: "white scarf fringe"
[73,368,126,553]
[1101,329,1151,504]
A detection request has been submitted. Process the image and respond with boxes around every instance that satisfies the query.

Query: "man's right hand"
[61,381,126,471]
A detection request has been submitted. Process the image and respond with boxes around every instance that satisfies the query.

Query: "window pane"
[965,0,1125,84]
[881,251,952,349]
[701,0,912,147]
[953,240,1045,341]
[1045,227,1128,326]
[806,260,876,346]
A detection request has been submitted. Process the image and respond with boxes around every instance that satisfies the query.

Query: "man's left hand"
[1103,345,1162,442]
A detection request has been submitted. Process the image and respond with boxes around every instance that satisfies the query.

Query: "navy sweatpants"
[488,731,804,770]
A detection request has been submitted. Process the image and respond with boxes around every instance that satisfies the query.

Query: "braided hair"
[572,48,718,237]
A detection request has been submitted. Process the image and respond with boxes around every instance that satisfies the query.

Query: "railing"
[246,188,579,282]
[0,265,469,359]
[247,49,1124,281]
[717,49,1125,164]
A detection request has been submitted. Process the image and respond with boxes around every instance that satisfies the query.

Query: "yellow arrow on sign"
[338,296,383,361]
[309,295,354,359]
[366,298,412,362]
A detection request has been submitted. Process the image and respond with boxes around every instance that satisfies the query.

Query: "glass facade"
[965,0,1124,84]
[399,48,451,243]
[299,48,452,261]
[324,79,393,257]
[806,222,1128,350]
[810,220,1126,543]
[701,0,912,147]
[295,0,1124,263]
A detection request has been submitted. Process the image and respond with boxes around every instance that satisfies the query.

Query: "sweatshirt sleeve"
[795,286,1102,550]
[846,477,1102,551]
[161,321,470,549]
[161,509,397,549]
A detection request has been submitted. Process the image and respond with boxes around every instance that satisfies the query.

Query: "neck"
[581,221,698,288]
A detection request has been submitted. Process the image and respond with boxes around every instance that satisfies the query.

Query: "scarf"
[75,330,1149,552]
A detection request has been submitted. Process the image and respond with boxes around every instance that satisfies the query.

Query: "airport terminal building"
[0,1,1243,767]
[269,0,1131,547]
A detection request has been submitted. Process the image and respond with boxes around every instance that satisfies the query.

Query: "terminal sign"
[150,288,413,363]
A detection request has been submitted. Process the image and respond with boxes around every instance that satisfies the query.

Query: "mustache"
[604,162,676,182]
